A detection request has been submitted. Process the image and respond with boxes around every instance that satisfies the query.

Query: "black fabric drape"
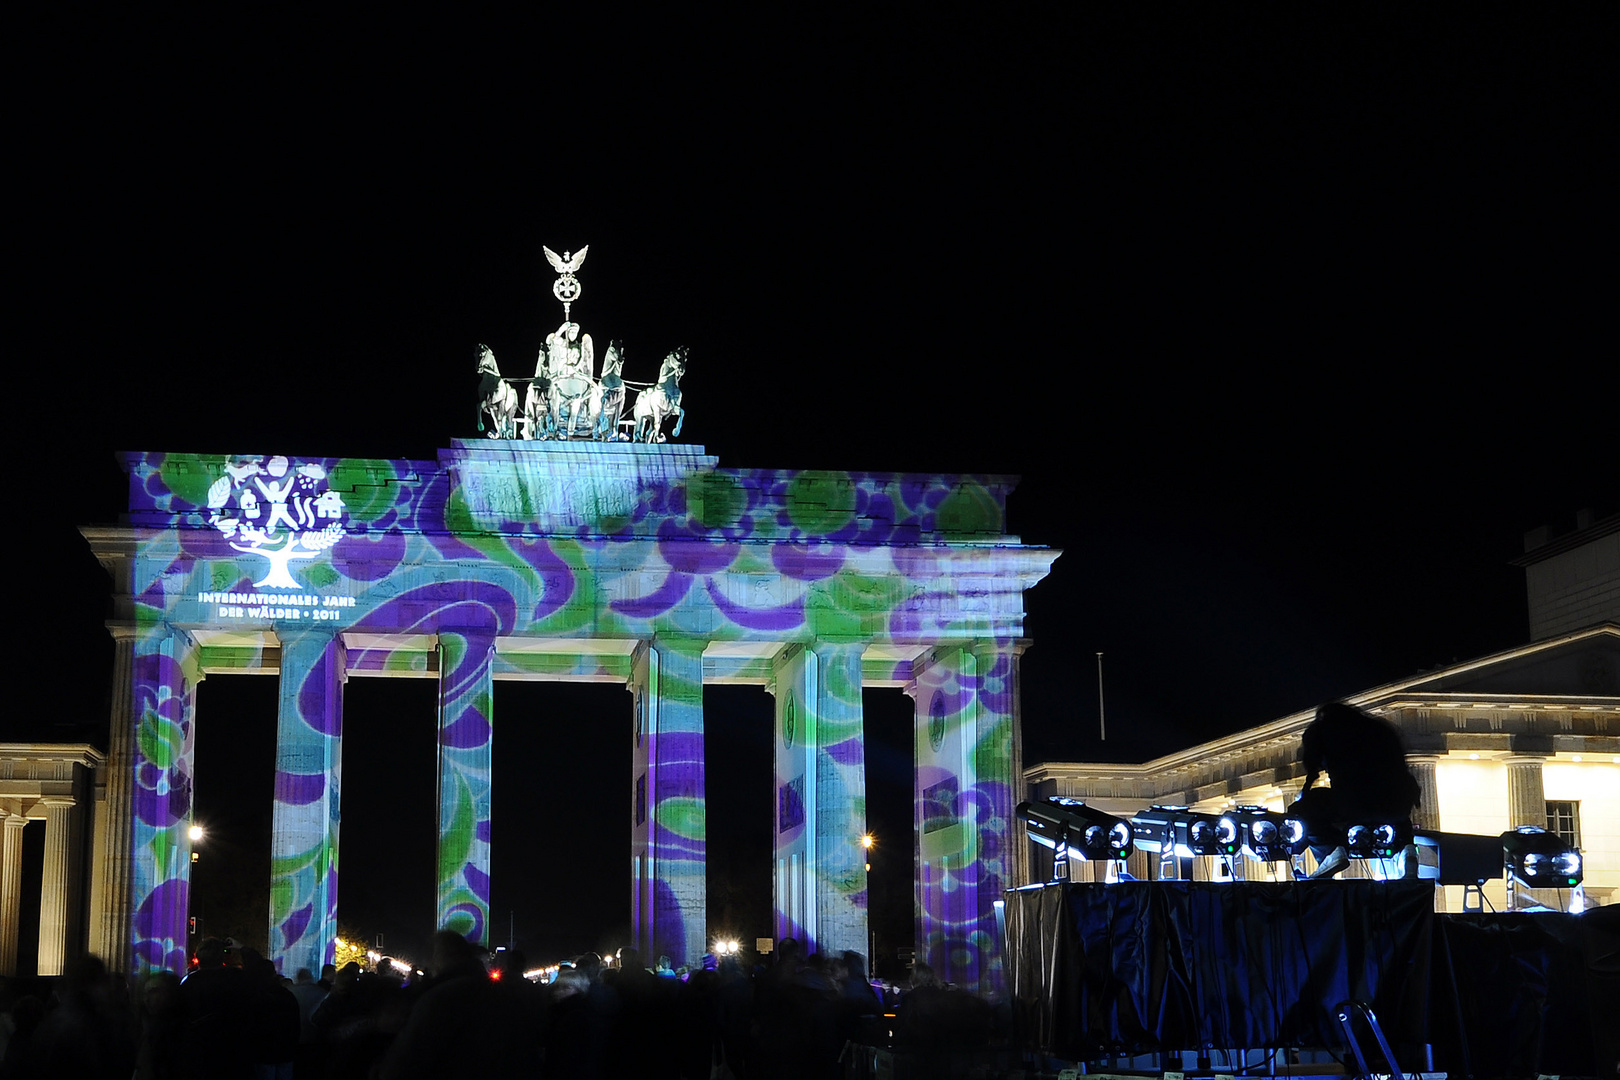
[1428,906,1619,1076]
[1005,880,1619,1074]
[1005,880,1433,1061]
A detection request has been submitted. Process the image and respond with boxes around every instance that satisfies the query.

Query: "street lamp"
[861,832,877,976]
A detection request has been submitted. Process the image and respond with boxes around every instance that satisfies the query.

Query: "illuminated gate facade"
[84,440,1056,991]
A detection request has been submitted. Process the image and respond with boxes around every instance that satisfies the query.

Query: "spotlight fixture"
[1018,798,1135,861]
[1500,826,1583,888]
[1230,805,1293,861]
[1128,804,1184,855]
[1128,805,1240,858]
[1412,829,1503,887]
[1344,820,1413,860]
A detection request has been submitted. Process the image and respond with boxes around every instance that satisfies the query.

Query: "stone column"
[908,647,968,986]
[769,645,814,946]
[1504,755,1548,830]
[437,629,495,947]
[129,628,202,977]
[966,639,1023,996]
[92,624,138,975]
[1503,755,1555,908]
[1,814,27,975]
[629,637,707,967]
[37,797,80,976]
[1408,755,1442,831]
[808,640,868,961]
[908,641,1022,995]
[270,629,346,976]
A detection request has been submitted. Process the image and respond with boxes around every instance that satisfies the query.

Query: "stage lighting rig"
[1345,820,1413,860]
[1500,826,1583,889]
[1129,805,1240,858]
[1018,798,1135,863]
[1230,806,1293,862]
[1411,829,1502,910]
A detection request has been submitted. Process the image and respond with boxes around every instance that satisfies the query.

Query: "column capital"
[105,621,139,643]
[969,637,1033,659]
[2,814,28,831]
[40,796,77,811]
[1502,753,1550,766]
[275,625,344,646]
[650,634,708,651]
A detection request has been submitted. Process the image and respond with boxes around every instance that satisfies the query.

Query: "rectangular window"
[1545,800,1580,848]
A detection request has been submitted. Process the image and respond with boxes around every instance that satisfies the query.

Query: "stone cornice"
[1028,625,1620,792]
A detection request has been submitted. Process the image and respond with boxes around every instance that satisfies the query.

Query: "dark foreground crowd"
[1,932,999,1079]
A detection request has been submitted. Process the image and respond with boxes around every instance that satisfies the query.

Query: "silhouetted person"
[135,970,185,1080]
[181,938,260,1080]
[376,930,538,1080]
[27,954,136,1080]
[1293,701,1421,877]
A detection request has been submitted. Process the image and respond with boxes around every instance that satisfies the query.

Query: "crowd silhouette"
[1,933,999,1079]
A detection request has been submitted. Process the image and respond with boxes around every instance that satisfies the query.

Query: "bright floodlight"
[188,824,205,842]
[1019,798,1134,861]
[1131,806,1240,858]
[1500,826,1583,888]
[861,833,875,849]
[1345,820,1413,860]
[1231,806,1293,861]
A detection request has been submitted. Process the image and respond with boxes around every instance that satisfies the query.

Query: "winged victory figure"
[544,245,588,275]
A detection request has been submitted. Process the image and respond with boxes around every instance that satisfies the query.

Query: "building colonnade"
[86,623,1029,995]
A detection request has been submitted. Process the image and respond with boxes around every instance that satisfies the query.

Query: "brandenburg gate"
[79,249,1057,991]
[84,442,1056,990]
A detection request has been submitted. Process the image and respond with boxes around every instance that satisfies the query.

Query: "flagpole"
[1096,652,1106,741]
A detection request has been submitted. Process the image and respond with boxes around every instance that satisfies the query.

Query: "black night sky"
[16,10,1613,969]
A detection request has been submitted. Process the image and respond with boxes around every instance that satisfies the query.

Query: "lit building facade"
[1026,512,1619,911]
[1027,623,1620,909]
[70,441,1056,991]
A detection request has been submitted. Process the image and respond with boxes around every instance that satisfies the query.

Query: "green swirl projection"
[111,440,1055,983]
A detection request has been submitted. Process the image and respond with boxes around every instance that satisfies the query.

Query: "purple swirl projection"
[705,580,804,631]
[117,447,1043,980]
[613,572,693,618]
[273,771,327,806]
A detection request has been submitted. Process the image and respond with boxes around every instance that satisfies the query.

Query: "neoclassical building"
[0,745,103,975]
[1028,512,1620,912]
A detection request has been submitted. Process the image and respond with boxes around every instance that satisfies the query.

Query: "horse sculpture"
[476,345,521,439]
[591,340,626,441]
[632,347,686,443]
[545,321,596,440]
[522,348,552,440]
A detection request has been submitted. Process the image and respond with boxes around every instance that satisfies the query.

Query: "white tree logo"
[206,456,346,589]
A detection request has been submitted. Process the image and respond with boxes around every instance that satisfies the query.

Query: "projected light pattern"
[118,443,1052,977]
[270,631,344,973]
[642,639,706,964]
[913,642,1019,994]
[814,643,870,948]
[436,631,496,943]
[130,632,198,976]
